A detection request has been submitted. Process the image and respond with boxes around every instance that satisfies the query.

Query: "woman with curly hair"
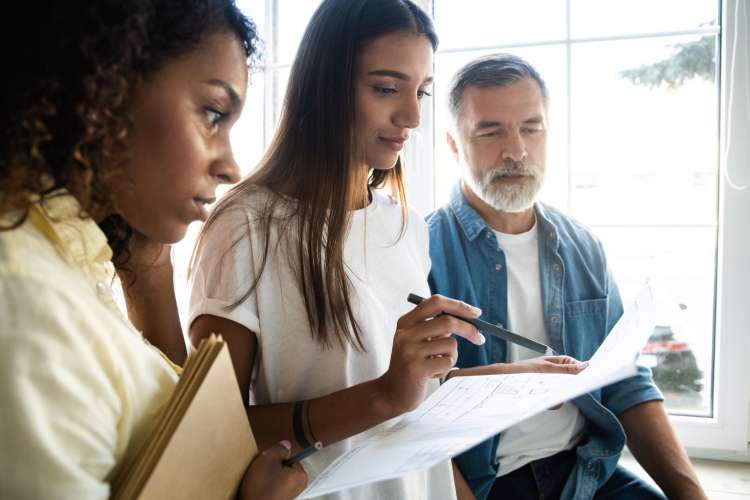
[0,1,305,499]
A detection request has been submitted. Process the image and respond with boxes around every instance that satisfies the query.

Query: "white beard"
[464,161,544,213]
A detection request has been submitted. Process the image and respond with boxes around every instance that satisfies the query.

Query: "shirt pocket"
[565,297,609,361]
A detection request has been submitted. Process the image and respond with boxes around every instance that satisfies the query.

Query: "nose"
[210,148,241,185]
[501,130,527,163]
[394,94,421,130]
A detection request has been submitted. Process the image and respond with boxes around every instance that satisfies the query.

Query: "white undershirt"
[493,219,585,477]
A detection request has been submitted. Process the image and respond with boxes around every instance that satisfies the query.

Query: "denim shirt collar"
[449,183,489,242]
[449,182,561,250]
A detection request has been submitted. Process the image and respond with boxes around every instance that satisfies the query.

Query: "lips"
[379,135,408,152]
[194,196,217,206]
[193,196,216,221]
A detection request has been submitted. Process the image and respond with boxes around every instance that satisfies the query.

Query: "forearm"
[120,262,186,365]
[619,400,707,500]
[451,363,509,377]
[451,356,586,378]
[452,460,475,500]
[248,377,396,453]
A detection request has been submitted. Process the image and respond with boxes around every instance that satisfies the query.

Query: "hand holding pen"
[283,441,323,466]
[407,293,557,355]
[239,441,308,500]
[374,295,486,416]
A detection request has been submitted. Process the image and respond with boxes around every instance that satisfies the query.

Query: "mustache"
[486,160,539,179]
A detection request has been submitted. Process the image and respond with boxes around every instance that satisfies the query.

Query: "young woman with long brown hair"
[188,0,486,498]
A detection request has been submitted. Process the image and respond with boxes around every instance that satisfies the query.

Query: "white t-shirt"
[189,186,456,500]
[493,219,585,477]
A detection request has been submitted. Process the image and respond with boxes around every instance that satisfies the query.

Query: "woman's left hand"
[499,355,588,375]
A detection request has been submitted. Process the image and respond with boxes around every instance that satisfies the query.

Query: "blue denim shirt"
[427,184,663,500]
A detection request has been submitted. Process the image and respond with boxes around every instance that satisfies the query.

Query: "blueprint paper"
[300,284,655,498]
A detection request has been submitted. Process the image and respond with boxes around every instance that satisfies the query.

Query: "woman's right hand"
[239,441,307,500]
[376,295,486,416]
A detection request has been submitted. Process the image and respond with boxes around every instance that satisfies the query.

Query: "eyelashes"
[373,86,397,96]
[204,107,226,126]
[372,86,433,99]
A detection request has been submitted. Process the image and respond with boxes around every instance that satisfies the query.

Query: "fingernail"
[478,333,486,345]
[471,306,482,315]
[280,440,292,450]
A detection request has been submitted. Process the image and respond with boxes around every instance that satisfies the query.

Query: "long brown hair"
[194,0,438,350]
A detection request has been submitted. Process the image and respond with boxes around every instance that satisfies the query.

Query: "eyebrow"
[474,115,545,132]
[474,120,502,132]
[204,79,241,110]
[366,69,434,85]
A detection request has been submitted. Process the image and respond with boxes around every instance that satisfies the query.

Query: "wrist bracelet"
[292,400,311,449]
[305,398,319,444]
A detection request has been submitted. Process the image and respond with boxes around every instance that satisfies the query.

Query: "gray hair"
[447,53,549,123]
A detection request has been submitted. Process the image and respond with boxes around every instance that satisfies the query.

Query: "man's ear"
[447,131,460,161]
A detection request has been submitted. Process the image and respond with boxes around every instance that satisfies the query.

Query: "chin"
[137,221,189,245]
[369,156,400,171]
[162,225,189,244]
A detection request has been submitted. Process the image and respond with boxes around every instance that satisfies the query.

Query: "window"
[434,0,720,419]
[174,0,748,459]
[429,0,749,457]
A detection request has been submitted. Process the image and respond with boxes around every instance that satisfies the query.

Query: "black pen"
[283,441,323,466]
[407,293,557,355]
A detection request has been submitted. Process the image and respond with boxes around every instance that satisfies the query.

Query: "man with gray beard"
[426,54,706,500]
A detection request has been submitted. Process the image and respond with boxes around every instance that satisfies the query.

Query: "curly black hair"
[0,0,259,264]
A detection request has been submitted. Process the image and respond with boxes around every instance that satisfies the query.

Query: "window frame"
[421,0,749,459]
[249,0,750,459]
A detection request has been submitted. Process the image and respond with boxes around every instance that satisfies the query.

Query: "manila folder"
[112,335,257,500]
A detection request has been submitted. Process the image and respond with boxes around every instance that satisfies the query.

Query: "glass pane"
[434,0,566,50]
[597,226,715,416]
[233,69,266,177]
[569,35,719,226]
[274,0,323,64]
[271,66,291,129]
[433,45,569,210]
[571,0,718,39]
[237,0,266,43]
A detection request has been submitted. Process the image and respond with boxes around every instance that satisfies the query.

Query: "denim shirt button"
[553,264,561,273]
[496,322,503,328]
[551,315,561,324]
[587,461,597,473]
[495,263,502,271]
